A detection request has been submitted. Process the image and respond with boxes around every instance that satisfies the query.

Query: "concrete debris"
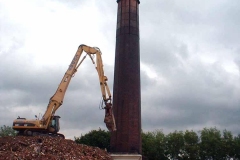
[0,136,112,160]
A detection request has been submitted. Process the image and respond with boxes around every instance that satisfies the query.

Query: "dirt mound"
[0,136,112,160]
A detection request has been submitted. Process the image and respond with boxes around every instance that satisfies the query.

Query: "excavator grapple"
[104,103,116,132]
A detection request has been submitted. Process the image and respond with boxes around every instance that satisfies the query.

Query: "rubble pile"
[0,136,112,160]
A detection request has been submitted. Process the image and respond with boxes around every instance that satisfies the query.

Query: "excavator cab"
[49,115,61,133]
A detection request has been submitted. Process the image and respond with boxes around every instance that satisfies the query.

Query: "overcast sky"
[0,0,240,139]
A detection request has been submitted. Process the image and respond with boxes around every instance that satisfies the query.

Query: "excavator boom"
[12,44,116,137]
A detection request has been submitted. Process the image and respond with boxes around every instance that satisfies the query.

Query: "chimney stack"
[110,0,141,154]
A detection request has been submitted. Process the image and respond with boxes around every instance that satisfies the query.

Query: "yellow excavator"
[12,44,116,138]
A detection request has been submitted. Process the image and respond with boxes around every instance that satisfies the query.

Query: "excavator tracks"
[17,130,65,139]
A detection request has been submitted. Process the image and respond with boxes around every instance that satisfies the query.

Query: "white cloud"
[1,0,240,139]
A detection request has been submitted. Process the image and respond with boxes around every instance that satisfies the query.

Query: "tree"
[142,131,157,160]
[199,127,222,160]
[155,130,168,160]
[165,131,185,159]
[142,130,168,160]
[0,125,17,137]
[75,128,110,151]
[183,130,200,160]
[220,129,235,159]
[234,134,240,159]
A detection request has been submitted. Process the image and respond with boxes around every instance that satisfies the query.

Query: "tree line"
[1,125,240,159]
[75,127,240,160]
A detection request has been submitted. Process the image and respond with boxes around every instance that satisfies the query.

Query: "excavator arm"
[90,48,116,131]
[41,44,116,131]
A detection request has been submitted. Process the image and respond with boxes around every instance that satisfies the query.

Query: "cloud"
[0,0,240,139]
